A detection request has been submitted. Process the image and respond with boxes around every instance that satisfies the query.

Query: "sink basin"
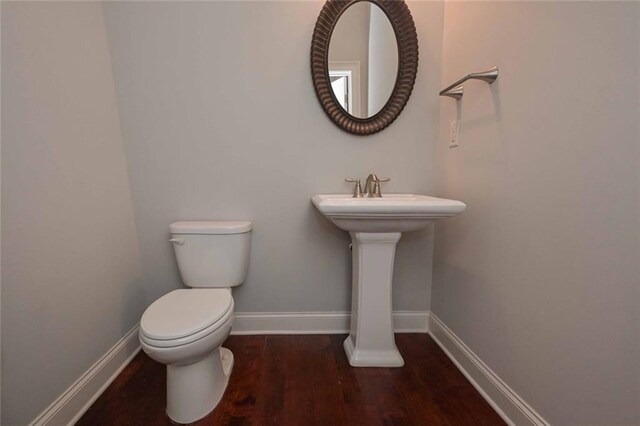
[311,193,466,232]
[312,193,466,367]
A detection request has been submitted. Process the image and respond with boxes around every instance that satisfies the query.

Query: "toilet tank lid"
[170,221,252,235]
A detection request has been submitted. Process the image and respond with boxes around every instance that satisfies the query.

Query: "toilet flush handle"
[169,238,185,245]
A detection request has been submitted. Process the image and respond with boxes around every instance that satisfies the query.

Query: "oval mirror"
[328,2,398,119]
[311,0,418,135]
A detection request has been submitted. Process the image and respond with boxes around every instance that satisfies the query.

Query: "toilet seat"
[140,289,233,348]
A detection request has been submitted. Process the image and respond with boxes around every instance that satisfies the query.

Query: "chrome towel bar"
[439,66,499,100]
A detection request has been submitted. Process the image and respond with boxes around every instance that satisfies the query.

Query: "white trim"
[30,325,141,426]
[328,60,362,117]
[428,314,549,426]
[231,311,429,335]
[23,312,548,425]
[329,70,354,114]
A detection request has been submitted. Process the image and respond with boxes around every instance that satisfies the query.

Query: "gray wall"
[1,3,144,424]
[102,1,444,314]
[2,1,639,424]
[433,2,640,424]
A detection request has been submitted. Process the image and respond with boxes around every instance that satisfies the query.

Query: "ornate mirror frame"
[311,0,418,135]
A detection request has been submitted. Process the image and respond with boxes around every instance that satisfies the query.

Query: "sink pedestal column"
[344,231,404,367]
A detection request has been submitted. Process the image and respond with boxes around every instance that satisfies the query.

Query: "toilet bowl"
[139,221,252,424]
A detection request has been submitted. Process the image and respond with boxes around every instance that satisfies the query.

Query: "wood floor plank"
[390,336,453,425]
[281,335,317,425]
[78,334,505,426]
[251,335,287,426]
[308,335,349,425]
[196,336,266,426]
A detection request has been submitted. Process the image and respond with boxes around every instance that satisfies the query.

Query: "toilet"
[139,220,252,424]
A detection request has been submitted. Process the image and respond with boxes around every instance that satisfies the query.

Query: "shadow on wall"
[121,276,147,335]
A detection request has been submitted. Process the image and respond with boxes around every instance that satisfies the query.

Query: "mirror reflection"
[328,2,398,119]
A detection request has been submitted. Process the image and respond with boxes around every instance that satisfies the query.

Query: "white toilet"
[139,220,252,424]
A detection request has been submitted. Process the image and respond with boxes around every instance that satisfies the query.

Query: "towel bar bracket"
[439,66,498,100]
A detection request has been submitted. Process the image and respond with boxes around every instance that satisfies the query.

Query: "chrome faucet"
[364,174,379,197]
[346,173,390,198]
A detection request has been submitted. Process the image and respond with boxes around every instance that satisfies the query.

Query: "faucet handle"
[345,178,364,198]
[372,177,390,197]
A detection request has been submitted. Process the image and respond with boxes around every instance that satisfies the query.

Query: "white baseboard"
[231,310,430,335]
[25,311,426,425]
[428,314,548,426]
[23,312,549,426]
[29,311,546,426]
[30,325,141,426]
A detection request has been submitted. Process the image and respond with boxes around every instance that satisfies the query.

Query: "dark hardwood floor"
[78,334,504,426]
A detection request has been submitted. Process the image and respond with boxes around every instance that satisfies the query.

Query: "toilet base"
[166,347,234,424]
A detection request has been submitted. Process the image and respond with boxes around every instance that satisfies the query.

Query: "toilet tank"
[169,221,252,288]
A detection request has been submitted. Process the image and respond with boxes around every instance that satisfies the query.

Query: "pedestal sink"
[311,194,466,367]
